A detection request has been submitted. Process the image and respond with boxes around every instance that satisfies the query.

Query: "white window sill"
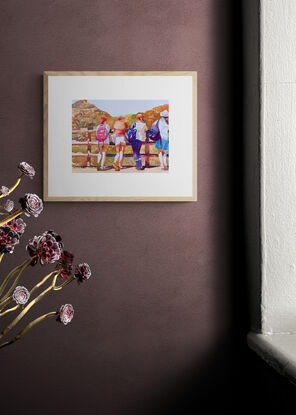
[248,332,296,384]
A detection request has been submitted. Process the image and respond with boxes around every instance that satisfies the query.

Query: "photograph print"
[72,99,169,173]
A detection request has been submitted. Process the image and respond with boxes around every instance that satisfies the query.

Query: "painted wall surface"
[0,1,232,413]
[261,0,296,333]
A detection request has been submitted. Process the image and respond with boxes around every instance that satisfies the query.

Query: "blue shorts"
[155,139,169,153]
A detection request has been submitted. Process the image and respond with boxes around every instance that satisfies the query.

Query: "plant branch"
[0,296,12,311]
[0,209,23,227]
[0,177,22,200]
[53,276,75,291]
[0,304,18,317]
[0,259,32,302]
[0,311,57,349]
[0,258,30,297]
[0,271,59,316]
[0,273,59,339]
[29,271,56,297]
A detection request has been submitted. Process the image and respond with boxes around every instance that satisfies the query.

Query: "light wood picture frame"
[44,71,197,202]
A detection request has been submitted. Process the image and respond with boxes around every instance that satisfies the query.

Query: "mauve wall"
[0,1,232,413]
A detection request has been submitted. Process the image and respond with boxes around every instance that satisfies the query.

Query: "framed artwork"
[44,71,197,201]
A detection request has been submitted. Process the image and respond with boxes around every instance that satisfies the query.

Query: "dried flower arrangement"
[0,162,91,348]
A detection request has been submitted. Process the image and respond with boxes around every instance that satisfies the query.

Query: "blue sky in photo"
[87,100,168,116]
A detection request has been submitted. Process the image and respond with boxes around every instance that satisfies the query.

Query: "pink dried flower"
[13,286,30,305]
[27,230,62,265]
[59,304,74,325]
[0,226,20,254]
[56,250,74,279]
[19,193,43,217]
[4,199,14,212]
[0,186,9,196]
[18,162,35,179]
[74,263,91,282]
[7,218,26,235]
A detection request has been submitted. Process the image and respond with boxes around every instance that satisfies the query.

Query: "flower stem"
[0,296,12,311]
[30,271,56,296]
[0,254,4,264]
[0,177,22,200]
[0,258,30,297]
[0,208,23,227]
[0,273,59,339]
[0,311,57,349]
[0,259,32,302]
[0,271,56,315]
[53,276,75,291]
[0,304,18,317]
[1,258,31,301]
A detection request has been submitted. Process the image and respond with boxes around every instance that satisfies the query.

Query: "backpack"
[146,120,161,142]
[96,125,109,142]
[125,123,137,144]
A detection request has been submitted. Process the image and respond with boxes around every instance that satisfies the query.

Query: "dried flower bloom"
[74,263,91,282]
[4,199,14,212]
[13,286,30,305]
[0,186,9,196]
[59,304,74,325]
[56,250,74,279]
[26,235,39,264]
[18,162,35,179]
[19,193,43,218]
[7,218,26,235]
[27,230,62,265]
[0,226,20,254]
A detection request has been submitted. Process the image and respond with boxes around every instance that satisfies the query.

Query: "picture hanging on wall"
[44,71,197,201]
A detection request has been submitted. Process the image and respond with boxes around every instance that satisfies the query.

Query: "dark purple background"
[1,1,294,414]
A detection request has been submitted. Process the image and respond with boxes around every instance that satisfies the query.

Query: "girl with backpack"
[96,117,110,170]
[112,115,128,171]
[131,113,147,170]
[154,110,169,170]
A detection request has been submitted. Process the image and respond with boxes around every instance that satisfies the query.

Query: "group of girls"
[95,110,169,171]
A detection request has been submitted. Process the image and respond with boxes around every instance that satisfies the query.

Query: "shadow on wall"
[132,1,243,413]
[137,341,233,414]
